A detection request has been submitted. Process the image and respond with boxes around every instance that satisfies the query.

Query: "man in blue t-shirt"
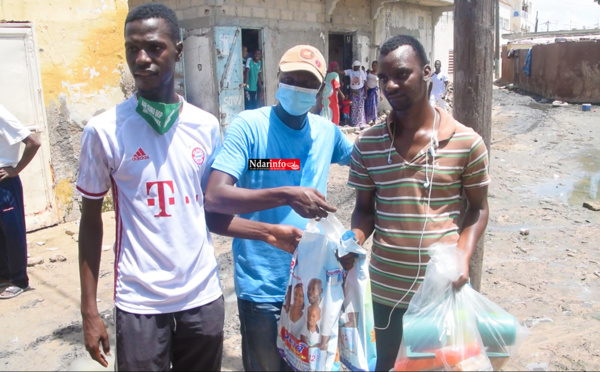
[205,44,353,371]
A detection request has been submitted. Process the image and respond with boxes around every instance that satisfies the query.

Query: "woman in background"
[320,61,345,125]
[365,61,381,125]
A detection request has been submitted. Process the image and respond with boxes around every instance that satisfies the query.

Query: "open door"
[0,23,58,231]
[214,27,244,132]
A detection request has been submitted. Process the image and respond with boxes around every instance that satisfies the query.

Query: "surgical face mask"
[136,96,182,135]
[275,83,319,116]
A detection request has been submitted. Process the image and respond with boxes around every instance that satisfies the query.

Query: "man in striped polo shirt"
[346,35,490,371]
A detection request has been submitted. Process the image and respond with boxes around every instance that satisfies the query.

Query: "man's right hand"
[288,187,337,219]
[82,312,111,367]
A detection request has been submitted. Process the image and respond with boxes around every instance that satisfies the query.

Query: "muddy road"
[1,87,599,371]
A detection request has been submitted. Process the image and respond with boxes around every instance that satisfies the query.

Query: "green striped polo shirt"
[347,107,490,308]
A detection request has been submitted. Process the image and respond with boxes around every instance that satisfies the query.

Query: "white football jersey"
[77,95,222,314]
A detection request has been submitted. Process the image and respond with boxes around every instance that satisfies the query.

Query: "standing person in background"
[428,60,449,111]
[365,61,381,125]
[320,61,345,125]
[340,60,367,129]
[340,98,352,126]
[242,45,249,70]
[0,105,40,300]
[244,49,263,110]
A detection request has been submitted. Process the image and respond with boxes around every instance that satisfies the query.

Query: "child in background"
[340,99,352,126]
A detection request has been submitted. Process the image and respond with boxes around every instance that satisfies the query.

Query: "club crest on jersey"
[132,148,150,161]
[192,147,205,165]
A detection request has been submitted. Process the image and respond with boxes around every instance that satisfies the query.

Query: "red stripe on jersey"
[111,177,123,303]
[76,185,108,198]
[138,148,147,156]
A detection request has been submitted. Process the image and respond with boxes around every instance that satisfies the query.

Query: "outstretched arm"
[453,186,489,288]
[206,212,302,254]
[79,197,111,367]
[204,170,336,219]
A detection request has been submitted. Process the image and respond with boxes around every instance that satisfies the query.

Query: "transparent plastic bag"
[393,244,528,371]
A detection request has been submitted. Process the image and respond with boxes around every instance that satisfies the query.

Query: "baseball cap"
[279,45,327,83]
[352,60,361,67]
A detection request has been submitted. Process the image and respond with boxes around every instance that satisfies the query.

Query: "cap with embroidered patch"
[279,45,326,83]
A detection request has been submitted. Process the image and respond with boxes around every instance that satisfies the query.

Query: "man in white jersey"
[77,4,226,370]
[428,60,449,110]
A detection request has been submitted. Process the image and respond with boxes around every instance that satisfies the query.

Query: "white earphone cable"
[375,108,438,331]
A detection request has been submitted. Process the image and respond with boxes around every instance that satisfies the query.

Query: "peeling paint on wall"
[1,0,130,222]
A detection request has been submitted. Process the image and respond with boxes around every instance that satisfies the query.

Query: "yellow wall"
[1,0,130,221]
[0,0,130,121]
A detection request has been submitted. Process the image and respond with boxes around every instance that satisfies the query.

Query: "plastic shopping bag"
[337,232,377,371]
[277,216,345,371]
[394,244,528,371]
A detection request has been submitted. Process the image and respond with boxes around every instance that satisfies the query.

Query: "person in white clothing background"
[340,60,368,128]
[428,60,449,110]
[0,105,40,300]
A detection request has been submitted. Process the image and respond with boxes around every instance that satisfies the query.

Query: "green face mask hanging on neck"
[136,96,182,135]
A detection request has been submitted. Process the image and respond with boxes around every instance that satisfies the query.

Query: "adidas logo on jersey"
[132,148,150,161]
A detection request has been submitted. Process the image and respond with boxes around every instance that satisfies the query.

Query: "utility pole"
[535,11,539,32]
[453,0,494,292]
[494,0,500,79]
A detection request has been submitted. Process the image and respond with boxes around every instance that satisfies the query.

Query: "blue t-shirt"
[211,106,353,302]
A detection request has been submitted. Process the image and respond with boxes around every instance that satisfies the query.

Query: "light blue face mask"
[275,83,319,116]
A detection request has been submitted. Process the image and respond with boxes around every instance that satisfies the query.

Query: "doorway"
[241,29,264,108]
[328,33,353,97]
[0,23,58,230]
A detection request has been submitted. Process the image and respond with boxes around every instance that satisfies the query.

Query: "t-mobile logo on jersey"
[248,159,301,171]
[146,181,175,217]
[146,181,201,217]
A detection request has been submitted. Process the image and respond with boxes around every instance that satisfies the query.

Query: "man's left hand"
[452,268,470,289]
[266,224,303,254]
[338,253,356,271]
[0,167,18,181]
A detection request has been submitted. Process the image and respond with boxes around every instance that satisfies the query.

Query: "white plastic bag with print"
[393,244,528,371]
[277,216,345,371]
[337,233,377,371]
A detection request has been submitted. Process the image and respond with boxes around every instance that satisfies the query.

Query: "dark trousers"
[373,301,407,371]
[237,299,292,371]
[0,176,28,289]
[115,296,224,371]
[244,90,260,110]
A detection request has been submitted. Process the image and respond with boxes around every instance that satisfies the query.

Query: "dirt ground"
[1,87,599,371]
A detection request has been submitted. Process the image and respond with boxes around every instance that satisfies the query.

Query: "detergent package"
[337,232,377,371]
[394,244,529,371]
[277,216,345,371]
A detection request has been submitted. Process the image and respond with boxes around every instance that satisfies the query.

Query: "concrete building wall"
[1,0,131,222]
[372,2,434,61]
[501,41,600,103]
[128,0,374,114]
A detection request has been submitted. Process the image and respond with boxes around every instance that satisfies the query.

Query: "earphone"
[376,107,439,331]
